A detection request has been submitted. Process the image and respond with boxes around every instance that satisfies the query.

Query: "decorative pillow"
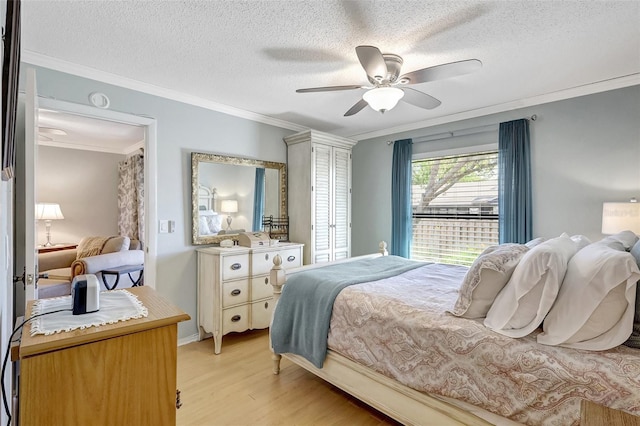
[102,236,130,254]
[76,236,130,259]
[537,242,640,350]
[450,244,529,319]
[623,239,640,349]
[484,233,579,338]
[570,234,591,250]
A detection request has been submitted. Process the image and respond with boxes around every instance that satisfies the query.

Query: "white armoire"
[284,130,358,264]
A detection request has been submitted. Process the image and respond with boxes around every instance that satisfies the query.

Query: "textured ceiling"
[21,0,640,140]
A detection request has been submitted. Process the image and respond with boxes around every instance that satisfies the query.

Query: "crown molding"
[22,50,309,133]
[349,73,640,141]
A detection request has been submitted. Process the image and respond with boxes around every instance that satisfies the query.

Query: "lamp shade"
[221,200,238,214]
[602,201,640,234]
[363,87,404,113]
[35,203,64,220]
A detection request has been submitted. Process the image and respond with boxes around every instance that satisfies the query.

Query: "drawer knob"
[264,301,269,309]
[264,253,270,261]
[231,289,241,296]
[230,263,242,270]
[264,277,269,285]
[287,255,296,262]
[231,315,242,322]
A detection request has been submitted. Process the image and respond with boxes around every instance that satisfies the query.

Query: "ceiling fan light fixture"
[363,87,404,113]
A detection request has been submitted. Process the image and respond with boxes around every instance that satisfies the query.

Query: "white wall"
[351,85,640,255]
[36,145,123,245]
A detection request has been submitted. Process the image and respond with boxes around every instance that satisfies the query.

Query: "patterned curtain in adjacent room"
[118,153,144,243]
[391,139,413,257]
[252,167,265,231]
[498,119,532,243]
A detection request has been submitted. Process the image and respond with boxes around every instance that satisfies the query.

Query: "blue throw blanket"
[270,255,427,368]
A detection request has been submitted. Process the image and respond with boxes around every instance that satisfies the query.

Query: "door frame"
[36,98,158,289]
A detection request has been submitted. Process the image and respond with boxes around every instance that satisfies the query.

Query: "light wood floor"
[176,330,400,425]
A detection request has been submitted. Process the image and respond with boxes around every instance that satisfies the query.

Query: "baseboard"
[178,333,199,346]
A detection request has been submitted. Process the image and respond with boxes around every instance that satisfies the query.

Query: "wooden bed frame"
[268,243,504,426]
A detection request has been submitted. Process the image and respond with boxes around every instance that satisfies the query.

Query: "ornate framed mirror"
[191,152,286,245]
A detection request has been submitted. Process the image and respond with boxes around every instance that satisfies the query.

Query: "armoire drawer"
[221,279,249,307]
[222,305,249,334]
[251,299,273,330]
[222,254,249,280]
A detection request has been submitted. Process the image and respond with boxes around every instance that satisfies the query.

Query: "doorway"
[15,96,157,312]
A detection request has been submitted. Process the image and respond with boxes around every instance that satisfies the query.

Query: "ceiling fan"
[296,45,482,116]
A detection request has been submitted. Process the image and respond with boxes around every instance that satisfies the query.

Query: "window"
[411,151,498,266]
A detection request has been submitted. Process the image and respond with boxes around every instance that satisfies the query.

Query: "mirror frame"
[191,152,287,245]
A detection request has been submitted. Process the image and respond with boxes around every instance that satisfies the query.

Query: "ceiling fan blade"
[401,88,442,110]
[399,59,482,85]
[355,45,387,81]
[344,99,369,116]
[296,85,363,93]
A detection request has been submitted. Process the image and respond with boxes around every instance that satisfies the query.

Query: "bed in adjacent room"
[268,234,640,426]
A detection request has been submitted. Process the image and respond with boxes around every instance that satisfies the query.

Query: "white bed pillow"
[199,210,223,234]
[198,216,211,235]
[484,233,579,337]
[537,242,640,350]
[450,243,529,319]
[597,230,638,251]
[525,237,544,248]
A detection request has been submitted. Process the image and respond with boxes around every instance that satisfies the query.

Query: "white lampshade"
[35,203,64,220]
[221,200,238,214]
[363,87,405,113]
[602,200,640,234]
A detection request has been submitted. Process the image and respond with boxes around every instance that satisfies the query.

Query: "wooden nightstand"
[19,287,190,425]
[580,400,640,425]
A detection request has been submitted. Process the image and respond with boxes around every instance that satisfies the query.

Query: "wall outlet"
[159,220,169,233]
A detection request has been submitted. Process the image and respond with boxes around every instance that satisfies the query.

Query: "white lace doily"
[30,289,149,336]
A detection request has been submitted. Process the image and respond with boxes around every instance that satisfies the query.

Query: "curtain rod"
[386,115,537,145]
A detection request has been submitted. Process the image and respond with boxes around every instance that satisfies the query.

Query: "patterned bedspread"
[326,263,640,426]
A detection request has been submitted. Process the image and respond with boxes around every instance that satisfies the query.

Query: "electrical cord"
[1,309,72,426]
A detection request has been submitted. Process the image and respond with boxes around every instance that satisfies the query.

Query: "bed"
[268,237,640,426]
[197,185,223,235]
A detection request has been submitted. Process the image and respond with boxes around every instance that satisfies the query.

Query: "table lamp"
[36,202,65,247]
[221,200,238,231]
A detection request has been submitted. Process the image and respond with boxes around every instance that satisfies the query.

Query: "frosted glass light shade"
[602,201,640,234]
[221,200,238,214]
[363,87,405,113]
[35,203,64,220]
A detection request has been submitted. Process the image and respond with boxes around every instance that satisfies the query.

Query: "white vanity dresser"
[197,242,303,353]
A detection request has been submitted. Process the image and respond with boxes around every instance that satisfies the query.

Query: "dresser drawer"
[252,247,302,275]
[222,305,249,334]
[251,275,273,301]
[222,279,249,307]
[251,299,273,330]
[222,254,249,280]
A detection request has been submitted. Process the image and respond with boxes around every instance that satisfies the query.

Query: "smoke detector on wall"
[89,92,110,109]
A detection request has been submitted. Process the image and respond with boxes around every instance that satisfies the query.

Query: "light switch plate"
[159,220,169,233]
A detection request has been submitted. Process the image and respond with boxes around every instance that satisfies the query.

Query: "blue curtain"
[391,139,413,257]
[498,119,532,243]
[252,168,265,231]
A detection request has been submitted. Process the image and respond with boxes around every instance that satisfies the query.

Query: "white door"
[312,144,332,263]
[24,68,39,302]
[332,147,351,261]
